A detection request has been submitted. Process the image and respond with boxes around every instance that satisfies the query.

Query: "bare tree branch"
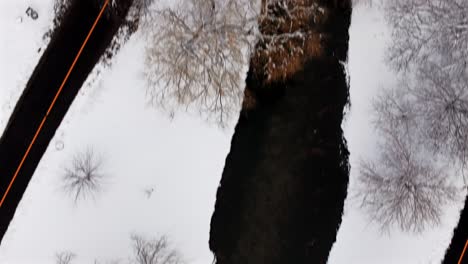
[61,147,107,203]
[356,79,463,233]
[131,234,183,264]
[356,124,458,233]
[411,62,468,167]
[382,0,468,176]
[384,0,468,73]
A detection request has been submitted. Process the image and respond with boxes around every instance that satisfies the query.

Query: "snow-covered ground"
[0,0,54,133]
[0,1,462,264]
[329,5,462,264]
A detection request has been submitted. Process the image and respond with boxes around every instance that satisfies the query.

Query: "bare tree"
[355,82,462,232]
[411,63,468,167]
[62,147,106,203]
[130,234,183,264]
[356,125,458,233]
[55,251,76,264]
[382,0,468,174]
[143,0,255,125]
[384,0,468,73]
[370,87,420,136]
[143,0,324,125]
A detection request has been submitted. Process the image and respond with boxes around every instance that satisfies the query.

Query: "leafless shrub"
[356,126,458,233]
[62,147,106,203]
[371,86,419,136]
[355,83,463,233]
[55,251,76,264]
[130,234,183,264]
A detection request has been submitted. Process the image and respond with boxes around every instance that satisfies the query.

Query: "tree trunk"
[442,193,468,264]
[209,1,352,263]
[0,0,134,244]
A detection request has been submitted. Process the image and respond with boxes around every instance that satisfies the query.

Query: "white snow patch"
[0,0,55,134]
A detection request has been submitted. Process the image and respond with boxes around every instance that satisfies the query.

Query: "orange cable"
[458,239,468,264]
[0,0,110,207]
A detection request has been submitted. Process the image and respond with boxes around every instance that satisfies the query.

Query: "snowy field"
[0,0,54,133]
[0,1,461,263]
[328,5,462,264]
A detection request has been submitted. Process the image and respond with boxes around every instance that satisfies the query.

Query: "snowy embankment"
[328,4,462,264]
[0,0,54,133]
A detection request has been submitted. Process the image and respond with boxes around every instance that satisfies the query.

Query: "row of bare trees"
[55,234,182,264]
[355,0,468,233]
